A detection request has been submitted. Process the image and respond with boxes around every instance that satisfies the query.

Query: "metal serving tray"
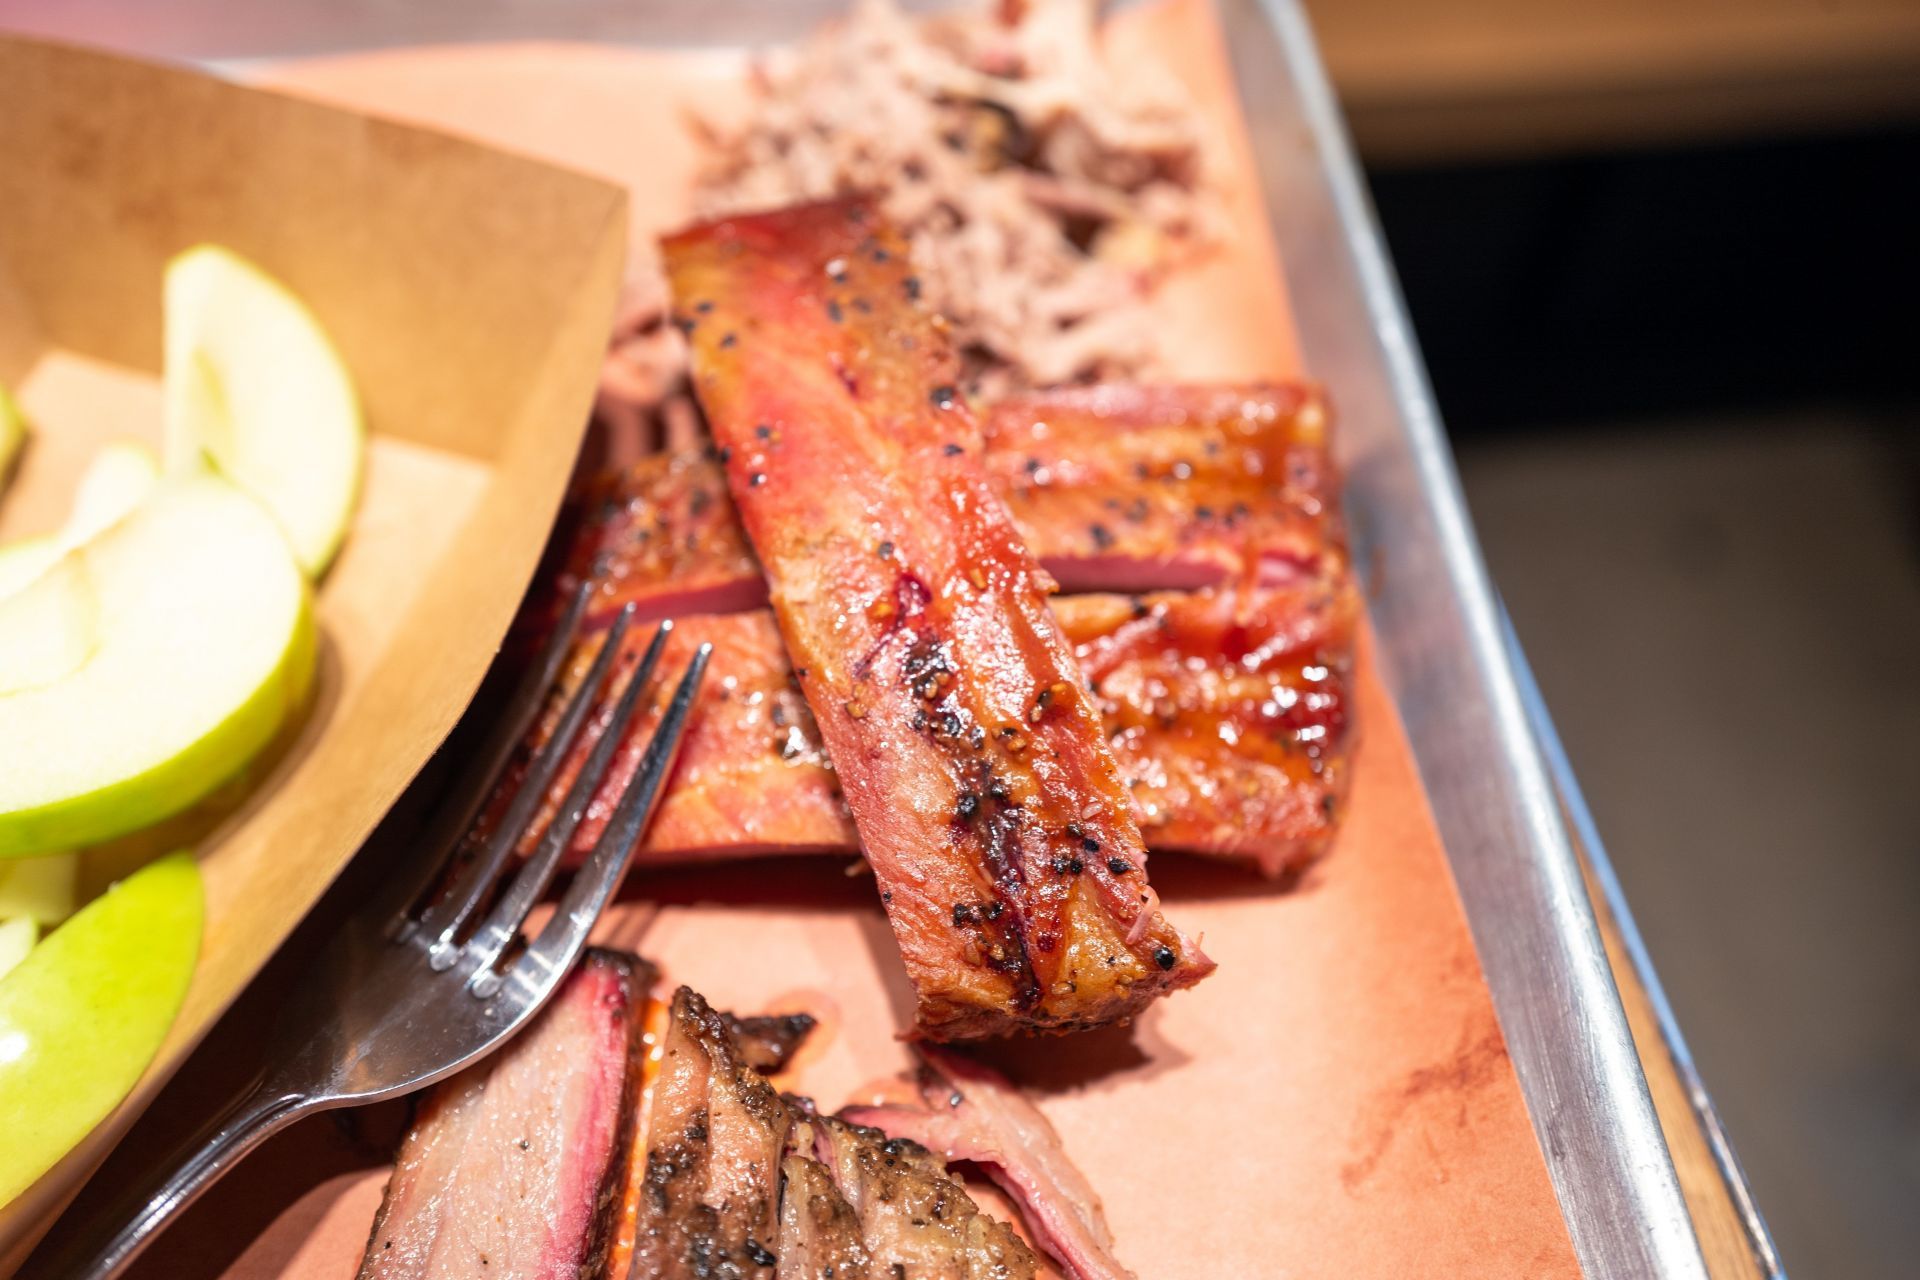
[0,1,1771,1274]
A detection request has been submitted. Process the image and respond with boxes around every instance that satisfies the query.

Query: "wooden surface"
[1304,0,1920,160]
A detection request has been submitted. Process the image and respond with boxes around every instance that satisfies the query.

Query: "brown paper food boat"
[0,36,626,1265]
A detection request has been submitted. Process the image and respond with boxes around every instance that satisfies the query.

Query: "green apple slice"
[0,850,202,1204]
[0,853,78,926]
[165,245,363,577]
[0,918,32,983]
[0,553,96,694]
[0,442,159,602]
[0,473,316,857]
[0,384,22,486]
[67,441,160,544]
[0,535,58,603]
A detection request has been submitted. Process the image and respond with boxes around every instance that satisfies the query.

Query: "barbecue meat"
[774,1119,874,1280]
[844,1049,1134,1280]
[726,1010,818,1074]
[664,198,1211,1039]
[556,376,1337,622]
[558,449,768,630]
[518,611,850,864]
[526,585,1351,878]
[358,950,649,1280]
[812,1115,1038,1280]
[1063,580,1356,876]
[628,987,793,1280]
[981,382,1341,593]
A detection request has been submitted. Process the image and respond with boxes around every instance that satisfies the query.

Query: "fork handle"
[26,1082,313,1280]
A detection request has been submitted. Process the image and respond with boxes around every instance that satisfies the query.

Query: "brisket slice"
[522,581,1353,879]
[358,950,649,1280]
[773,1117,873,1280]
[844,1049,1135,1280]
[811,1114,1038,1280]
[628,987,793,1279]
[726,1010,819,1074]
[663,197,1210,1039]
[624,987,1032,1280]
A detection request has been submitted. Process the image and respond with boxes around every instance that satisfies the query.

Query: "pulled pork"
[597,0,1216,443]
[697,0,1212,396]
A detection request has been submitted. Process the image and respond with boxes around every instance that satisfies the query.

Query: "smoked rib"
[523,585,1354,879]
[980,382,1342,593]
[555,381,1339,626]
[663,198,1211,1039]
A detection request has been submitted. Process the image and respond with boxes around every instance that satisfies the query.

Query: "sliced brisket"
[358,950,649,1280]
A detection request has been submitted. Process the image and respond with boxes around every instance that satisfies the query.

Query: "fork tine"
[501,641,711,998]
[390,582,594,937]
[460,622,671,981]
[418,603,637,966]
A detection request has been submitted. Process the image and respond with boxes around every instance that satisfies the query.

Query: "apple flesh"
[0,853,77,926]
[0,473,315,857]
[165,245,363,577]
[0,850,202,1204]
[0,442,159,602]
[0,918,32,983]
[0,383,22,486]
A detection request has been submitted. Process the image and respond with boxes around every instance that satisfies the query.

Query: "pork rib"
[664,198,1211,1038]
[981,382,1341,593]
[523,583,1353,879]
[554,381,1338,626]
[358,950,649,1280]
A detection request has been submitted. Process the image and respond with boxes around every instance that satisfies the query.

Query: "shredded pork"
[597,0,1215,440]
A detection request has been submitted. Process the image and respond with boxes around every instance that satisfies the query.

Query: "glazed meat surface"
[516,611,851,864]
[524,584,1352,879]
[556,377,1337,622]
[358,951,648,1280]
[557,450,768,631]
[980,382,1341,593]
[1062,580,1356,876]
[664,198,1210,1039]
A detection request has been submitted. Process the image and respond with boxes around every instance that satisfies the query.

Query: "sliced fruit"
[165,245,363,577]
[0,851,202,1204]
[0,442,159,603]
[0,473,315,857]
[0,553,95,694]
[67,441,160,544]
[0,853,79,926]
[0,918,32,983]
[0,535,57,602]
[0,384,22,486]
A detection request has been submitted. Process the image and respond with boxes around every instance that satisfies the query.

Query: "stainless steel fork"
[36,586,710,1279]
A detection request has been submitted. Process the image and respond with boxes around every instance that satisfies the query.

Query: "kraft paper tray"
[0,37,628,1268]
[0,1,1776,1277]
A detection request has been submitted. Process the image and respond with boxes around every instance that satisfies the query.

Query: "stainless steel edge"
[1504,615,1788,1279]
[1219,0,1708,1273]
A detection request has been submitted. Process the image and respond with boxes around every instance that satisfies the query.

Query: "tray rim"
[1230,0,1711,1272]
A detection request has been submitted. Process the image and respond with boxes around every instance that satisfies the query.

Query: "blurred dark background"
[1308,1,1917,1274]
